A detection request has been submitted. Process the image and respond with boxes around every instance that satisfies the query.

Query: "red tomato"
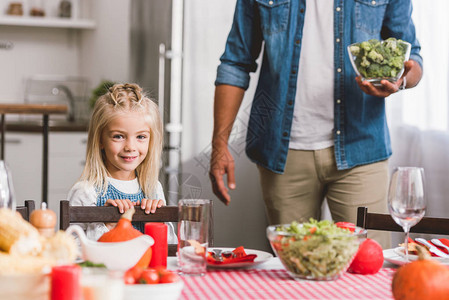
[348,238,383,275]
[124,271,136,285]
[335,222,356,232]
[159,271,180,283]
[139,269,160,284]
[124,266,144,284]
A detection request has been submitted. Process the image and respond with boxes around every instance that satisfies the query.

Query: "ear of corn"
[40,230,78,263]
[0,208,42,256]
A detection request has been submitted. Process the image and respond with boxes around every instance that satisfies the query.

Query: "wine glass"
[0,160,16,211]
[388,167,426,261]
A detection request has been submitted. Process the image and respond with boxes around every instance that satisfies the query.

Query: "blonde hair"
[81,83,163,198]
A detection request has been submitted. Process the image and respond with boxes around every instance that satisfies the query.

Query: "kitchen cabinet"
[5,132,87,219]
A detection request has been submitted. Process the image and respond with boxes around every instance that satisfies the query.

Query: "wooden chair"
[16,200,36,221]
[60,200,214,256]
[356,207,449,235]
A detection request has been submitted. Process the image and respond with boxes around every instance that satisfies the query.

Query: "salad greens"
[349,38,407,79]
[271,219,360,280]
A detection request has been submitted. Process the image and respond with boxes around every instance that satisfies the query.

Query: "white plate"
[207,247,273,269]
[383,247,449,266]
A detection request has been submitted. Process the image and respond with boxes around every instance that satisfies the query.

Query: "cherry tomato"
[139,268,160,284]
[124,271,136,284]
[335,222,356,232]
[124,266,144,284]
[159,270,180,283]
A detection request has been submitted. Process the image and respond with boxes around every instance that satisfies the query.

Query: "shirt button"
[372,1,376,5]
[336,7,341,12]
[291,70,296,74]
[336,38,341,43]
[336,99,341,104]
[337,68,342,73]
[300,8,304,13]
[288,100,293,105]
[269,0,273,5]
[336,130,341,135]
[295,39,301,45]
[283,132,288,137]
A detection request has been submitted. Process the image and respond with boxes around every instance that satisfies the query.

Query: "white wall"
[182,0,270,251]
[79,0,131,86]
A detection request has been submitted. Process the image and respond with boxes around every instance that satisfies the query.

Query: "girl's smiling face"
[100,112,151,180]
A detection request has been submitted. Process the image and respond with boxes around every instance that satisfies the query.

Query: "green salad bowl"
[267,222,367,281]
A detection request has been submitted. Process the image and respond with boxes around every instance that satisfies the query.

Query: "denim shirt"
[215,0,422,173]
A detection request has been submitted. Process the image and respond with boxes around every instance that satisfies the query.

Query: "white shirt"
[289,0,335,150]
[68,178,177,244]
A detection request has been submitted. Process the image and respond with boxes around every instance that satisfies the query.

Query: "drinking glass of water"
[177,199,211,276]
[388,167,426,261]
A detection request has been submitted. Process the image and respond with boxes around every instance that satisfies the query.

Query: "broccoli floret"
[349,45,360,56]
[360,41,373,52]
[360,56,371,68]
[389,56,405,69]
[366,64,381,78]
[367,49,384,63]
[380,65,393,77]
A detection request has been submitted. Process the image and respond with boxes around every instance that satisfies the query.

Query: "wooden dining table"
[167,257,397,300]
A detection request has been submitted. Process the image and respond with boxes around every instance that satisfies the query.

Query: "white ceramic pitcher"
[66,225,154,271]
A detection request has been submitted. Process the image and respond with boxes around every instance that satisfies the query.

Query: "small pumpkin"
[392,244,449,300]
[98,206,152,268]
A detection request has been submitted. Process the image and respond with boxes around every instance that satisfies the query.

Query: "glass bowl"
[347,38,411,87]
[267,221,367,281]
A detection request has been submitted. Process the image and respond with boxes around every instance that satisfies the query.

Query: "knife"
[415,238,449,258]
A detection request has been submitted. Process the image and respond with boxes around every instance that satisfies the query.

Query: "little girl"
[68,83,176,243]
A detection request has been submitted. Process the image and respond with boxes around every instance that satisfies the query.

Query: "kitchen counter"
[5,120,88,132]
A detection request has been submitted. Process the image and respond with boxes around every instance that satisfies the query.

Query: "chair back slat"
[59,200,214,256]
[357,206,449,235]
[16,200,36,221]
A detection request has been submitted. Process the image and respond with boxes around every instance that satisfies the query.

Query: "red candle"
[145,222,168,268]
[51,265,81,300]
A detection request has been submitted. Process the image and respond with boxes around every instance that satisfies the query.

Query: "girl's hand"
[105,198,135,213]
[140,198,164,214]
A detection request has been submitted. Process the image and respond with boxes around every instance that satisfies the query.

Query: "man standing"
[210,0,422,248]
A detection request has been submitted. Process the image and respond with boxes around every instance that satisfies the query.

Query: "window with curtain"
[387,0,449,219]
[387,0,449,131]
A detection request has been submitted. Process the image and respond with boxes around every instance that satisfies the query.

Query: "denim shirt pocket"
[354,0,389,35]
[256,0,290,35]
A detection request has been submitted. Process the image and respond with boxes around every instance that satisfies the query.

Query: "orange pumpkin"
[392,244,449,300]
[98,206,152,268]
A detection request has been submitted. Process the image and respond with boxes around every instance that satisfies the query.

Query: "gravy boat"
[66,225,154,271]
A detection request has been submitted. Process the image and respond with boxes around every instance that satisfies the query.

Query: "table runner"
[180,268,395,300]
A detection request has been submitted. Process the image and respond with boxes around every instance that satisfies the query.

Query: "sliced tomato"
[335,222,356,232]
[232,246,247,258]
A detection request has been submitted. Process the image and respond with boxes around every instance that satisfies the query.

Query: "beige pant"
[258,147,391,248]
